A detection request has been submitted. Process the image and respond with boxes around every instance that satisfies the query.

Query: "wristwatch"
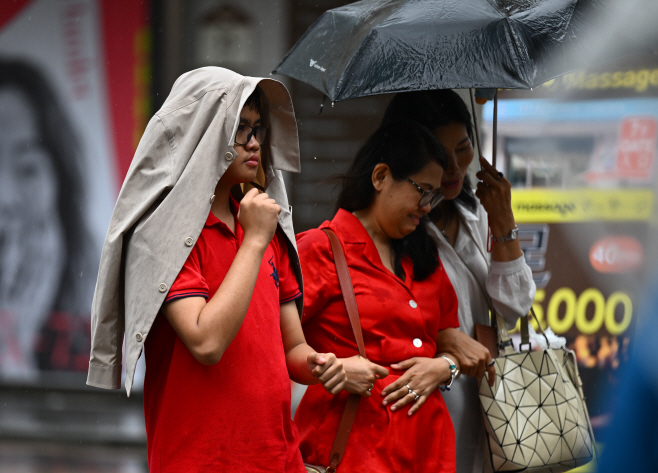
[492,226,518,243]
[438,355,460,392]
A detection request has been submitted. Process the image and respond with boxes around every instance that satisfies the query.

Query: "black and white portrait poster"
[0,0,149,383]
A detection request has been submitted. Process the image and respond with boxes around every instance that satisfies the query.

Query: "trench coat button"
[209,195,215,204]
[224,152,234,161]
[409,300,418,309]
[185,237,194,247]
[158,283,167,292]
[413,338,423,348]
[135,333,143,343]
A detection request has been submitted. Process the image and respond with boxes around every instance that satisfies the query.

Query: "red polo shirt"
[143,198,304,473]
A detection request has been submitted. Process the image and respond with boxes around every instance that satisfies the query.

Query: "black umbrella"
[273,0,653,102]
[273,0,654,165]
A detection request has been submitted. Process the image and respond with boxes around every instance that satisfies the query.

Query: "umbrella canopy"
[273,0,652,102]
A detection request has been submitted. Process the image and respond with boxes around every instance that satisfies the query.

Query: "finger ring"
[414,393,420,401]
[487,360,496,367]
[367,385,373,392]
[495,171,504,180]
[406,384,412,394]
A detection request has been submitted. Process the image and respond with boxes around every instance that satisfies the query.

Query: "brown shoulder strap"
[322,228,366,357]
[321,227,365,472]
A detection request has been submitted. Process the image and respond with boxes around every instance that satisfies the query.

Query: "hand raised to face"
[237,188,281,250]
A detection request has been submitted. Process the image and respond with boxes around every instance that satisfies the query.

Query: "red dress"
[295,209,459,473]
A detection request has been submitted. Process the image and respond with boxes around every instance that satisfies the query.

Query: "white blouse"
[429,201,536,473]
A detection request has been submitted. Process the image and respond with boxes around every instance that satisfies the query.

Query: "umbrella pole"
[468,88,484,160]
[492,90,498,169]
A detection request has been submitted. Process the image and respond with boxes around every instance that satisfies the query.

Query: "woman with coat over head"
[382,89,536,473]
[87,68,348,471]
[295,120,461,473]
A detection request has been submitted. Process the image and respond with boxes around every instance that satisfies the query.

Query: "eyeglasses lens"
[235,126,267,145]
[419,192,444,209]
[430,193,445,209]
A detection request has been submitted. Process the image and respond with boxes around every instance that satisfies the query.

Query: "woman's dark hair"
[381,89,478,212]
[0,59,96,314]
[336,120,447,281]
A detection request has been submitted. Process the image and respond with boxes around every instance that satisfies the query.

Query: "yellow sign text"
[511,189,654,223]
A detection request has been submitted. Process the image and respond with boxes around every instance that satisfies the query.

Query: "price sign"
[616,117,657,179]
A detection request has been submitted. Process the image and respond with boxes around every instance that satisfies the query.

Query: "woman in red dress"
[296,121,461,472]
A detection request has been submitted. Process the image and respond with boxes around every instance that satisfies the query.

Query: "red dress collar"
[321,208,413,286]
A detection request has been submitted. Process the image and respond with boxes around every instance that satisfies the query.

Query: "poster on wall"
[483,55,658,430]
[0,0,148,383]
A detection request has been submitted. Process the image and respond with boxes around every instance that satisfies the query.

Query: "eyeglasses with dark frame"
[406,177,445,209]
[234,124,268,145]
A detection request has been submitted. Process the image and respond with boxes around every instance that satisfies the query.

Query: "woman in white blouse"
[382,90,536,473]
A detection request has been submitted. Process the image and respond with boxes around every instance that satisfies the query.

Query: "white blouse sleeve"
[486,255,536,328]
[466,202,536,329]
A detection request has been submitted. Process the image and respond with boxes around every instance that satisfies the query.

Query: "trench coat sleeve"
[87,115,173,390]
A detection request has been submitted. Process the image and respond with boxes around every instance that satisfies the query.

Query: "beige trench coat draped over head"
[87,67,301,395]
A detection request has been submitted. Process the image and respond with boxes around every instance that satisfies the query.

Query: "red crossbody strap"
[321,228,366,472]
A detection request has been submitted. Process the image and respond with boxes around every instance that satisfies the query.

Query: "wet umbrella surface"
[273,0,654,102]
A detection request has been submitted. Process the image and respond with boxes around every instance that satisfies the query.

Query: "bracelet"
[438,355,459,392]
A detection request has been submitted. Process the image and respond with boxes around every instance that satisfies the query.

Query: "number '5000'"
[519,288,633,336]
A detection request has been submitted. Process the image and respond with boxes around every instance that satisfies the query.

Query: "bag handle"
[321,227,366,472]
[518,308,550,352]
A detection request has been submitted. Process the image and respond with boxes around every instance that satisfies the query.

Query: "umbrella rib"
[334,30,379,101]
[334,0,404,100]
[501,17,532,87]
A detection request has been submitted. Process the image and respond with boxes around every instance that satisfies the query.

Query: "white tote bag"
[479,313,596,473]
